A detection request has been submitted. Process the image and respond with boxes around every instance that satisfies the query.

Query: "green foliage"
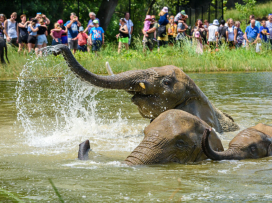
[235,0,257,23]
[0,188,25,202]
[49,178,64,203]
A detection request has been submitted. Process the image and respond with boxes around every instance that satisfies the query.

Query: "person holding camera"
[30,18,48,55]
[64,12,82,54]
[17,14,30,54]
[35,13,50,25]
[116,18,129,54]
[27,18,38,53]
[50,22,66,45]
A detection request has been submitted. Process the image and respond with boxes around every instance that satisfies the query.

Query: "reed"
[1,39,272,79]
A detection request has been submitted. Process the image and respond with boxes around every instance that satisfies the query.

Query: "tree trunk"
[146,0,157,15]
[96,0,119,31]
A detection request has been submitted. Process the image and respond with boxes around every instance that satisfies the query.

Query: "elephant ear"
[268,144,272,157]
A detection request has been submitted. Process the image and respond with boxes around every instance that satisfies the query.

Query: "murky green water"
[1,72,272,202]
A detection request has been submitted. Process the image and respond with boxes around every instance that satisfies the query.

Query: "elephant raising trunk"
[52,44,150,92]
[202,129,234,160]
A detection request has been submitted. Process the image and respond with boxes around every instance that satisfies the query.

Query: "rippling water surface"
[0,69,272,202]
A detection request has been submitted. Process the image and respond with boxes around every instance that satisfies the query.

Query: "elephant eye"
[251,146,256,152]
[176,140,185,149]
[163,79,171,86]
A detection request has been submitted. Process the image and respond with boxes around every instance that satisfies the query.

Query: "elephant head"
[124,110,224,165]
[202,124,272,160]
[52,44,239,133]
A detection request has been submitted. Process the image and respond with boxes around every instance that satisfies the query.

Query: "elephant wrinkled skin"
[202,123,272,160]
[52,44,239,133]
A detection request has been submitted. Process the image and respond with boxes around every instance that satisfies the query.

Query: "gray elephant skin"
[79,110,224,165]
[0,37,9,64]
[202,123,272,160]
[52,44,239,133]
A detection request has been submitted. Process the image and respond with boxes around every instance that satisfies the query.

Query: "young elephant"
[79,110,224,165]
[202,124,272,160]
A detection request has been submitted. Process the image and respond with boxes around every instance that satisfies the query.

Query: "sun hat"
[93,19,99,24]
[79,26,84,31]
[213,19,219,26]
[145,15,152,21]
[162,7,168,13]
[180,10,186,15]
[195,31,200,38]
[57,19,63,24]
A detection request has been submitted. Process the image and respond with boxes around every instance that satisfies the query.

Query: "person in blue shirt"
[245,19,260,45]
[260,20,270,42]
[64,12,82,54]
[88,20,104,55]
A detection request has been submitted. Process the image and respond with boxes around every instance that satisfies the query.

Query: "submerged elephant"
[79,110,224,165]
[0,37,9,64]
[52,44,239,133]
[202,123,272,160]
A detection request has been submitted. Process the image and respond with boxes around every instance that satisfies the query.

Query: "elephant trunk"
[201,128,235,160]
[52,44,150,91]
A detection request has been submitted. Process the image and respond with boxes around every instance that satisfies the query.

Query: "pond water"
[1,69,272,202]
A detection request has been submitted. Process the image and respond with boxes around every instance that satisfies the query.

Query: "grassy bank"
[1,40,272,79]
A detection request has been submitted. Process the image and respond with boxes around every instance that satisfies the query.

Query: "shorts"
[8,38,18,47]
[27,35,37,44]
[143,38,153,50]
[157,40,168,47]
[92,40,102,51]
[61,36,67,44]
[78,44,87,52]
[119,37,129,43]
[68,38,78,50]
[37,35,48,45]
[52,38,62,45]
[18,34,28,44]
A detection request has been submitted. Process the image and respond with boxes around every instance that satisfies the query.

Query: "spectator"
[245,19,260,46]
[50,23,66,45]
[176,17,188,46]
[158,7,169,25]
[249,15,261,29]
[64,12,82,54]
[207,19,219,49]
[234,21,244,48]
[143,15,152,43]
[194,31,203,54]
[0,14,7,39]
[27,19,37,53]
[226,18,235,48]
[218,19,228,44]
[174,10,186,24]
[72,26,88,52]
[193,19,207,44]
[203,19,209,28]
[4,12,18,47]
[260,20,270,43]
[266,14,272,48]
[116,18,129,54]
[35,13,50,25]
[30,18,48,55]
[168,15,177,46]
[88,20,104,55]
[57,19,68,45]
[17,14,30,54]
[119,12,133,45]
[142,16,157,52]
[84,12,99,33]
[155,20,171,50]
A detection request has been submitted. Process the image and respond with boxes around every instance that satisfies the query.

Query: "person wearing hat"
[88,19,104,54]
[72,26,88,52]
[174,10,187,24]
[116,18,129,53]
[207,19,219,49]
[143,15,152,42]
[58,19,68,45]
[158,7,169,26]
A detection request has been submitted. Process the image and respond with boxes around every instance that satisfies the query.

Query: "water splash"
[15,52,146,155]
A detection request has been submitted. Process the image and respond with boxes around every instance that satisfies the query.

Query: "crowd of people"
[0,8,272,56]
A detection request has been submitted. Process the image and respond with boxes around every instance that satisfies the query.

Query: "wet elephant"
[79,110,224,165]
[202,123,272,160]
[52,44,239,133]
[0,37,9,64]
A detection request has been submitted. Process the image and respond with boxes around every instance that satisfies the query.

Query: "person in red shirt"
[72,26,88,52]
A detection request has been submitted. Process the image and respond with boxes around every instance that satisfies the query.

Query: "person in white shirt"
[119,12,133,45]
[226,18,235,48]
[266,13,272,48]
[207,19,219,49]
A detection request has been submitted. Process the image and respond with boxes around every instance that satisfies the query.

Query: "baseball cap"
[93,19,99,24]
[79,26,84,31]
[57,19,63,24]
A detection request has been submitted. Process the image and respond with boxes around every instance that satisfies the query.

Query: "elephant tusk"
[139,82,146,89]
[105,62,114,75]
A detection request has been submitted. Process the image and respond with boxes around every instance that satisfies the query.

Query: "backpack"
[157,25,166,37]
[218,26,227,42]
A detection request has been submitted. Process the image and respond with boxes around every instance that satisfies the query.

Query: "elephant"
[0,37,9,64]
[202,123,272,160]
[52,44,239,133]
[78,109,224,165]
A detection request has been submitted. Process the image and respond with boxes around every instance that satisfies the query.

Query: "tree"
[97,0,119,31]
[235,0,257,24]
